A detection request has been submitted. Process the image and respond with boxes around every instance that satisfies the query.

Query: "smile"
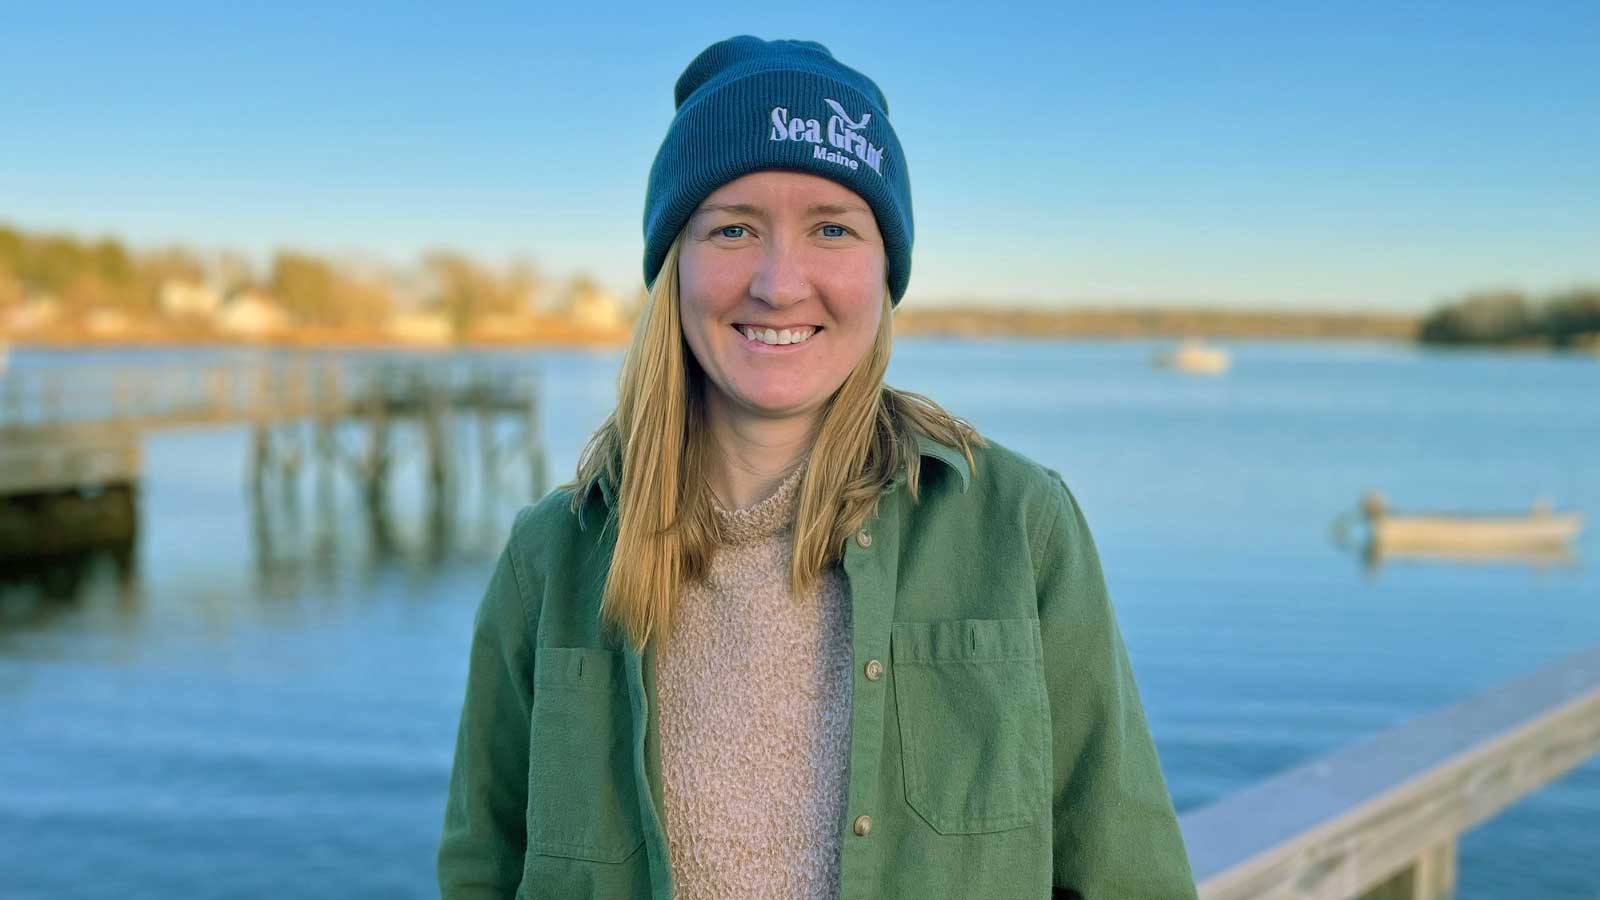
[734,324,820,347]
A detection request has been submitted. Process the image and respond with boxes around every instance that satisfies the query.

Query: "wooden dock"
[1,356,549,563]
[0,421,141,497]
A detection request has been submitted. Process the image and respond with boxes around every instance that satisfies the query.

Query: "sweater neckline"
[712,459,808,546]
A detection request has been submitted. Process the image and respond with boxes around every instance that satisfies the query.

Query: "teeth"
[741,326,815,346]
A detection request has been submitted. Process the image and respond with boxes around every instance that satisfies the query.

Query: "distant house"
[386,309,454,346]
[84,307,133,337]
[159,279,222,317]
[5,295,61,334]
[216,291,290,339]
[467,312,535,342]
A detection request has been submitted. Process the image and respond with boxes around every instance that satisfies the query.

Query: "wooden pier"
[0,356,549,564]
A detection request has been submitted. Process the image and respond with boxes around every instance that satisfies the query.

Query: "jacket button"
[864,659,883,681]
[855,530,873,548]
[853,815,872,837]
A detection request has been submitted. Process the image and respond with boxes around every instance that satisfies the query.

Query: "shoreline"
[4,307,1590,353]
[3,305,1424,350]
[3,332,1422,352]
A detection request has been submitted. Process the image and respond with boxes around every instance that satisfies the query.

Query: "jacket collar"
[910,431,973,492]
[585,431,971,515]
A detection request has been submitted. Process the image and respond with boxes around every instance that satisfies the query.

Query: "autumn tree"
[0,257,21,309]
[270,250,394,328]
[422,250,529,335]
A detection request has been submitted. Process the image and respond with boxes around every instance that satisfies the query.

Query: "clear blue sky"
[3,1,1596,311]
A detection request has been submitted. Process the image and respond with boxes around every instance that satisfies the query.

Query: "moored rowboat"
[1153,338,1230,375]
[1361,490,1584,554]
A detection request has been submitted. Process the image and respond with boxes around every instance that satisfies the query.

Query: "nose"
[748,241,810,308]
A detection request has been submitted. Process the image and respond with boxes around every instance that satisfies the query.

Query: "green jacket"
[437,433,1198,900]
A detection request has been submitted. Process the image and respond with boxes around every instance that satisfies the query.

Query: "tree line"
[0,221,628,333]
[1419,286,1600,349]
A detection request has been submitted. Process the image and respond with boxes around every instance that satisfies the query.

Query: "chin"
[738,390,821,418]
[747,399,814,418]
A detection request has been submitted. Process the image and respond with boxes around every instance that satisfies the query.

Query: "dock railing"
[0,357,539,431]
[1179,644,1600,900]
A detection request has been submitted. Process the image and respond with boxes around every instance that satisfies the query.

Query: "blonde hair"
[563,228,985,653]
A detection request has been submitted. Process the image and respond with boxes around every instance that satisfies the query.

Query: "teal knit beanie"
[643,35,914,306]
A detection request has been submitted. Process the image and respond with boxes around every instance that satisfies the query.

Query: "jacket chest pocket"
[526,647,646,863]
[890,617,1050,835]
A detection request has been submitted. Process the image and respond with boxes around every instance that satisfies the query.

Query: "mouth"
[732,323,822,349]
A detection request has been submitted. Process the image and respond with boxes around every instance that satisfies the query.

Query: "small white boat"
[1154,338,1230,375]
[1361,490,1584,555]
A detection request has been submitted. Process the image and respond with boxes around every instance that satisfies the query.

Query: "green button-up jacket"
[437,433,1198,899]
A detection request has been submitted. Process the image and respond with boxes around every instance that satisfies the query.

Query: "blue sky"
[2,1,1596,311]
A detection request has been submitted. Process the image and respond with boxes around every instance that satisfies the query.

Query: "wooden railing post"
[1359,840,1457,900]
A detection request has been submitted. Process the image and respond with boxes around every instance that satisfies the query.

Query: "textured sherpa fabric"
[654,458,855,899]
[643,35,914,305]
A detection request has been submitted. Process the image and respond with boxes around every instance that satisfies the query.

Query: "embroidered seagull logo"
[823,98,871,130]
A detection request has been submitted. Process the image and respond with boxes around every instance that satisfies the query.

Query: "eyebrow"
[694,202,870,218]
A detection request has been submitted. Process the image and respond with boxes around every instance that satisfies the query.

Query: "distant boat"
[1359,490,1584,556]
[1153,338,1230,375]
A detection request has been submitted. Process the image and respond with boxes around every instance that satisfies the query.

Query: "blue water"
[2,339,1597,898]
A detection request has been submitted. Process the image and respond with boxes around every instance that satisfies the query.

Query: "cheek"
[841,304,882,357]
[832,254,885,315]
[833,274,884,336]
[678,265,738,349]
[679,249,747,307]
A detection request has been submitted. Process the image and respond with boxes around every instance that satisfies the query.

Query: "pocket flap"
[535,646,623,692]
[891,617,1041,664]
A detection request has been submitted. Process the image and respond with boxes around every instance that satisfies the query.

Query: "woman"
[438,35,1196,900]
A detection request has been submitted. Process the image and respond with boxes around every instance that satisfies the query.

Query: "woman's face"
[678,169,885,429]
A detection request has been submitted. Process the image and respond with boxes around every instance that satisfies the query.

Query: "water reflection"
[0,542,139,629]
[244,417,548,597]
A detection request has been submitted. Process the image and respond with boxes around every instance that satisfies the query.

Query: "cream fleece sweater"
[653,459,855,900]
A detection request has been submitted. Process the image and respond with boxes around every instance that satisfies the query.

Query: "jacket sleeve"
[1035,473,1198,900]
[437,506,537,898]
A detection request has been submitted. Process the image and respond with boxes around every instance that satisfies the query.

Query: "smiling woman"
[437,34,1198,900]
[677,171,887,447]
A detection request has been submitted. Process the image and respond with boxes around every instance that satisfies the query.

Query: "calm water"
[2,340,1597,899]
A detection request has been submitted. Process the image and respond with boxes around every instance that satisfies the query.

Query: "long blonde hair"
[564,228,985,653]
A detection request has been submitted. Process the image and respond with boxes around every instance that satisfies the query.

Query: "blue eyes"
[715,224,849,240]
